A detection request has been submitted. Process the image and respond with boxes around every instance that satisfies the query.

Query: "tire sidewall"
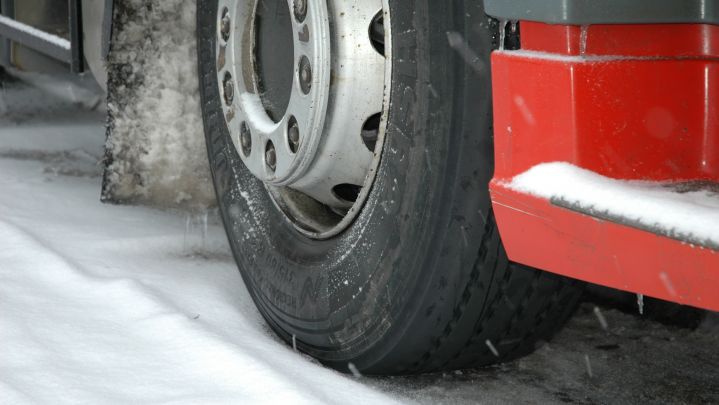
[197,0,496,370]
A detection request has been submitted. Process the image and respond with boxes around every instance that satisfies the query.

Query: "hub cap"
[216,0,389,238]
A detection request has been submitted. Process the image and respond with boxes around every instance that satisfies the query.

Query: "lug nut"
[223,73,234,105]
[265,142,277,171]
[288,125,300,146]
[294,0,307,22]
[240,122,252,156]
[299,56,312,94]
[220,8,231,41]
[288,117,300,153]
[300,67,311,85]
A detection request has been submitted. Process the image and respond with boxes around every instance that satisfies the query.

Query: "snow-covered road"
[0,82,404,404]
[1,79,717,404]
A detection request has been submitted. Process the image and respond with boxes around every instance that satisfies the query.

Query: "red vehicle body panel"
[490,22,719,311]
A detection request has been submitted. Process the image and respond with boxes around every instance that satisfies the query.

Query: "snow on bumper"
[489,25,719,311]
[490,163,719,312]
[507,162,719,251]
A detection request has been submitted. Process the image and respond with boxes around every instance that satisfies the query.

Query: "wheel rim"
[216,0,389,239]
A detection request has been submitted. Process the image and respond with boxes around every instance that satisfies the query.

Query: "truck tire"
[197,0,583,374]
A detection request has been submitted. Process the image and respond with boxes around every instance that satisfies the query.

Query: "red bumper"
[490,22,719,311]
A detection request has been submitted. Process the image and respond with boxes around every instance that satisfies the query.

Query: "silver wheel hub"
[217,0,389,238]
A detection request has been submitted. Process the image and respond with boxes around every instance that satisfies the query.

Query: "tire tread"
[405,213,582,373]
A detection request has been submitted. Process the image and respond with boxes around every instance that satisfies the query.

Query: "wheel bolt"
[240,122,252,155]
[288,125,300,145]
[288,117,300,153]
[299,56,312,94]
[223,73,234,105]
[220,8,231,42]
[294,0,307,22]
[265,142,277,171]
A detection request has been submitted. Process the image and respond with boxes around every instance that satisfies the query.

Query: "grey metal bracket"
[0,0,84,73]
[0,15,72,64]
[484,0,719,26]
[69,0,84,73]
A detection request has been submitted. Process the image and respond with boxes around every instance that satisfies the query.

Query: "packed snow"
[1,78,717,404]
[103,0,215,209]
[0,81,402,405]
[508,162,719,249]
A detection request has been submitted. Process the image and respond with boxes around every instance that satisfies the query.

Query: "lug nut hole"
[265,141,277,172]
[287,116,300,153]
[332,184,362,203]
[240,121,252,156]
[298,56,312,95]
[369,11,385,56]
[220,8,231,42]
[293,0,307,23]
[223,72,234,106]
[361,112,381,152]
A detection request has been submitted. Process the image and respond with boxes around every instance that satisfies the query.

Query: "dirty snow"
[508,162,719,249]
[1,80,718,404]
[103,0,215,209]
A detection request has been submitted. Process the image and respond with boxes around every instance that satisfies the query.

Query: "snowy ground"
[1,79,717,404]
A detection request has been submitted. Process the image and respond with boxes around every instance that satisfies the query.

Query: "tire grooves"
[404,216,582,373]
[390,0,584,371]
[406,213,501,372]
